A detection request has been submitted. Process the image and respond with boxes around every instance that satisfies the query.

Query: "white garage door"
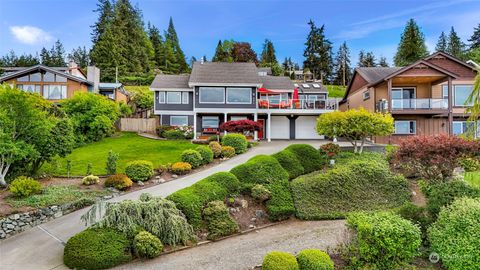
[296,116,324,139]
[271,116,290,139]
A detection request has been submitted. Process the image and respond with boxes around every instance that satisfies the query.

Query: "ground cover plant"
[465,171,480,188]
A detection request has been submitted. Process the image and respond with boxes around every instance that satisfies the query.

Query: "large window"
[392,87,416,109]
[159,91,189,104]
[158,92,165,103]
[199,87,225,103]
[29,72,41,82]
[43,85,67,99]
[182,92,189,104]
[166,92,182,104]
[395,120,416,134]
[170,116,188,126]
[43,72,55,82]
[17,84,40,94]
[453,121,474,136]
[202,116,219,128]
[442,85,474,106]
[226,87,251,104]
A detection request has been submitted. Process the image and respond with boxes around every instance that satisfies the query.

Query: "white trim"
[194,108,257,113]
[189,82,262,88]
[226,87,252,104]
[166,92,182,104]
[198,87,226,104]
[154,110,194,115]
[158,91,165,104]
[182,91,189,104]
[150,87,193,92]
[394,120,417,135]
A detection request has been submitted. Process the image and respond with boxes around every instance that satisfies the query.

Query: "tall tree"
[68,46,90,68]
[378,56,389,67]
[165,17,189,73]
[446,27,466,59]
[394,19,429,66]
[358,50,377,67]
[212,40,231,62]
[303,20,333,82]
[333,42,352,86]
[232,42,258,63]
[0,51,39,67]
[148,23,166,70]
[163,39,179,74]
[260,39,278,65]
[468,23,480,50]
[91,0,114,44]
[435,31,448,52]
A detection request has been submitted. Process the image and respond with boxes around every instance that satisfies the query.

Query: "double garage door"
[270,116,324,140]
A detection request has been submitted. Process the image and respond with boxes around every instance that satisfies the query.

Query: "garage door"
[271,116,290,139]
[296,116,324,139]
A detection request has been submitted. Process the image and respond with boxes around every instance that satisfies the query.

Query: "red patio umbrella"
[293,87,299,108]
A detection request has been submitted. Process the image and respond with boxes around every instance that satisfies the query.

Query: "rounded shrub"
[9,176,42,197]
[221,146,236,158]
[251,184,271,202]
[196,146,214,164]
[297,249,334,270]
[428,197,480,270]
[272,150,305,179]
[63,228,132,270]
[82,175,100,185]
[209,141,222,158]
[262,251,299,270]
[133,231,164,259]
[164,129,185,140]
[124,160,154,182]
[181,149,203,168]
[171,162,192,175]
[222,133,248,154]
[105,174,133,190]
[286,144,325,173]
[230,155,289,188]
[203,200,239,240]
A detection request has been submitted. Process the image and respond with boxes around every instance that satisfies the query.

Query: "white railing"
[391,99,448,110]
[258,98,339,110]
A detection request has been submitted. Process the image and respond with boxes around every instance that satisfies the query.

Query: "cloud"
[9,26,53,45]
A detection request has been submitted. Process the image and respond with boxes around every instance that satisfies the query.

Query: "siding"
[375,116,448,144]
[155,91,194,111]
[426,56,476,79]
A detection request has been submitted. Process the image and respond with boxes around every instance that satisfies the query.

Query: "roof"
[189,62,261,86]
[0,64,92,85]
[356,67,401,84]
[261,76,294,91]
[257,67,272,75]
[99,82,123,90]
[150,74,190,89]
[294,82,328,93]
[425,51,478,71]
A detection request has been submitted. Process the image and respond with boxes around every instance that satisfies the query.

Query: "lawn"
[41,132,196,176]
[324,85,346,98]
[465,171,480,188]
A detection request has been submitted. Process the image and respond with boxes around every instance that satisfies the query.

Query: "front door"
[257,119,265,139]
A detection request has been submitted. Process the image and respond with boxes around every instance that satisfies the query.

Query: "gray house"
[150,62,339,141]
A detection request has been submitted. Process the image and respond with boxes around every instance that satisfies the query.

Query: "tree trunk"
[359,138,366,154]
[353,141,358,153]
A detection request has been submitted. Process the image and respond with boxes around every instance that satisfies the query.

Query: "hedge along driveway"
[41,132,196,176]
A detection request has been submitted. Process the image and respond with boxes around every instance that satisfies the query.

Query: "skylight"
[312,84,321,88]
[302,84,310,88]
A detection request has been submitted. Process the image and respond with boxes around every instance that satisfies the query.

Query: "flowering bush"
[319,143,340,158]
[157,125,193,139]
[82,175,100,185]
[220,120,262,135]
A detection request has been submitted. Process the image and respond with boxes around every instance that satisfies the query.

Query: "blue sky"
[0,0,479,66]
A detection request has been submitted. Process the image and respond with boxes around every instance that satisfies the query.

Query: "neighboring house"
[0,62,129,102]
[150,62,340,141]
[340,51,478,144]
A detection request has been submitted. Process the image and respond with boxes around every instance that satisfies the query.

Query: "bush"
[272,150,305,180]
[203,200,239,240]
[9,176,42,197]
[262,251,299,270]
[63,228,132,270]
[286,144,325,173]
[459,156,480,172]
[156,125,174,138]
[428,197,480,270]
[207,134,222,142]
[265,180,296,221]
[230,155,289,190]
[221,146,236,158]
[345,212,421,269]
[133,231,163,259]
[222,133,248,154]
[82,175,100,185]
[196,146,214,164]
[396,202,431,242]
[106,150,119,175]
[297,249,334,270]
[209,141,222,158]
[164,129,185,140]
[105,174,133,190]
[171,162,192,175]
[181,149,203,168]
[251,184,271,202]
[319,143,340,159]
[124,160,154,182]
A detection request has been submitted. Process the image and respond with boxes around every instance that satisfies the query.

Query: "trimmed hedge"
[222,133,248,154]
[167,172,240,229]
[272,149,305,180]
[286,144,325,173]
[63,228,132,270]
[196,146,214,164]
[181,149,203,168]
[262,251,299,270]
[164,129,185,140]
[203,200,239,240]
[124,160,154,182]
[266,180,296,221]
[105,174,133,190]
[297,249,334,270]
[171,162,192,175]
[230,155,289,190]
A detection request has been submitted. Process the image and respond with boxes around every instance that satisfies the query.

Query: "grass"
[41,132,196,176]
[465,171,480,188]
[6,186,109,208]
[324,85,346,98]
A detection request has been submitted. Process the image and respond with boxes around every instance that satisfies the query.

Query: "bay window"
[226,87,251,104]
[199,87,225,103]
[395,120,416,134]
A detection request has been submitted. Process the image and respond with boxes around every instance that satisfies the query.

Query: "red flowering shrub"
[220,120,262,134]
[392,134,480,181]
[320,143,341,158]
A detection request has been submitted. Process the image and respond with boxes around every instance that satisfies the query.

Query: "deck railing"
[258,98,339,110]
[391,98,448,110]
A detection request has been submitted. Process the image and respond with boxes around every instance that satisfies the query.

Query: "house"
[340,51,478,144]
[150,62,340,141]
[0,62,129,102]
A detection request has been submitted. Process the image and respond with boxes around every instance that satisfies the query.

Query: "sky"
[0,0,479,67]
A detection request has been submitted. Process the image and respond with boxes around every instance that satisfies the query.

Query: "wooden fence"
[119,118,157,133]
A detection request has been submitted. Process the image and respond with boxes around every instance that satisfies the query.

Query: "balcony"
[257,98,339,111]
[391,99,448,110]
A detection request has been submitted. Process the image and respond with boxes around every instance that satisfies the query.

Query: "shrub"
[345,212,421,269]
[319,143,340,159]
[124,160,154,182]
[164,129,185,140]
[296,249,334,270]
[9,176,42,197]
[156,125,174,138]
[286,144,325,173]
[265,180,296,221]
[230,155,289,190]
[203,200,239,240]
[209,141,222,158]
[181,149,203,168]
[220,120,262,133]
[171,162,192,175]
[82,175,100,185]
[428,197,480,270]
[459,156,480,172]
[396,202,431,242]
[207,134,222,142]
[221,146,236,158]
[106,150,119,175]
[272,150,305,180]
[196,146,214,164]
[222,133,248,154]
[251,184,271,202]
[133,231,163,259]
[105,174,133,190]
[63,228,132,270]
[262,251,299,270]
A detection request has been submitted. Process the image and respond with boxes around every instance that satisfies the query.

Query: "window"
[43,85,67,99]
[55,74,67,83]
[170,116,188,126]
[199,87,225,103]
[442,85,449,99]
[17,75,29,82]
[230,116,247,121]
[395,120,416,134]
[182,92,189,104]
[226,88,251,104]
[454,85,473,106]
[158,92,165,103]
[202,116,219,128]
[166,92,182,104]
[29,73,41,82]
[43,72,55,82]
[363,90,370,100]
[453,121,474,135]
[392,88,416,109]
[17,84,40,94]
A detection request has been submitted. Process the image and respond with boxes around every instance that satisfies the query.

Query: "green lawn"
[324,85,346,98]
[465,171,480,188]
[41,132,196,176]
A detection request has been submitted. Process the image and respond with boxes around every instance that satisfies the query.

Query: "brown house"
[340,51,478,144]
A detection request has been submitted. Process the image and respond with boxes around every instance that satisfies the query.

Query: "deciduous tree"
[232,42,258,64]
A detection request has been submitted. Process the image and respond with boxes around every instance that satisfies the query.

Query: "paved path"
[114,220,348,270]
[0,140,334,270]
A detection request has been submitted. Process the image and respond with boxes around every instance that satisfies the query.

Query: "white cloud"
[9,25,53,45]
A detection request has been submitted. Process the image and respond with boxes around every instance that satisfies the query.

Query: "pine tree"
[89,24,122,81]
[358,50,377,67]
[332,42,352,86]
[394,19,429,66]
[91,0,114,44]
[303,20,333,82]
[0,51,39,67]
[260,39,278,65]
[148,23,166,70]
[436,31,448,52]
[212,40,228,62]
[189,56,197,68]
[468,23,480,49]
[378,56,389,67]
[68,46,90,68]
[165,17,189,73]
[446,27,466,59]
[163,39,179,74]
[40,48,51,65]
[50,40,66,66]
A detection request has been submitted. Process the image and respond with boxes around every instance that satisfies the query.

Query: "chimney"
[87,66,100,93]
[201,57,204,64]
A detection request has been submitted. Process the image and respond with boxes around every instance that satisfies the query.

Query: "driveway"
[0,140,333,270]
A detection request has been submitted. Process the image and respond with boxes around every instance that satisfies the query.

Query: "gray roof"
[150,74,190,89]
[261,76,294,91]
[294,82,328,93]
[189,62,261,86]
[0,64,92,85]
[356,67,401,84]
[99,82,123,90]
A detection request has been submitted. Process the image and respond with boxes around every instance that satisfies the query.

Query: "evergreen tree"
[232,42,258,63]
[68,46,90,68]
[165,17,189,73]
[435,31,448,52]
[303,20,333,82]
[378,56,389,67]
[212,40,228,62]
[91,0,114,44]
[50,40,66,66]
[358,50,377,67]
[333,42,352,86]
[148,23,166,70]
[90,23,122,81]
[468,23,480,49]
[163,39,179,74]
[394,19,429,66]
[446,27,466,59]
[189,56,197,68]
[260,39,278,65]
[0,51,39,67]
[40,48,51,65]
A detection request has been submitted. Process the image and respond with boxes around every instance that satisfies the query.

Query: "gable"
[426,55,476,79]
[350,72,369,94]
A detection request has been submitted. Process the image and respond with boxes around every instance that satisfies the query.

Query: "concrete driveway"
[0,140,332,270]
